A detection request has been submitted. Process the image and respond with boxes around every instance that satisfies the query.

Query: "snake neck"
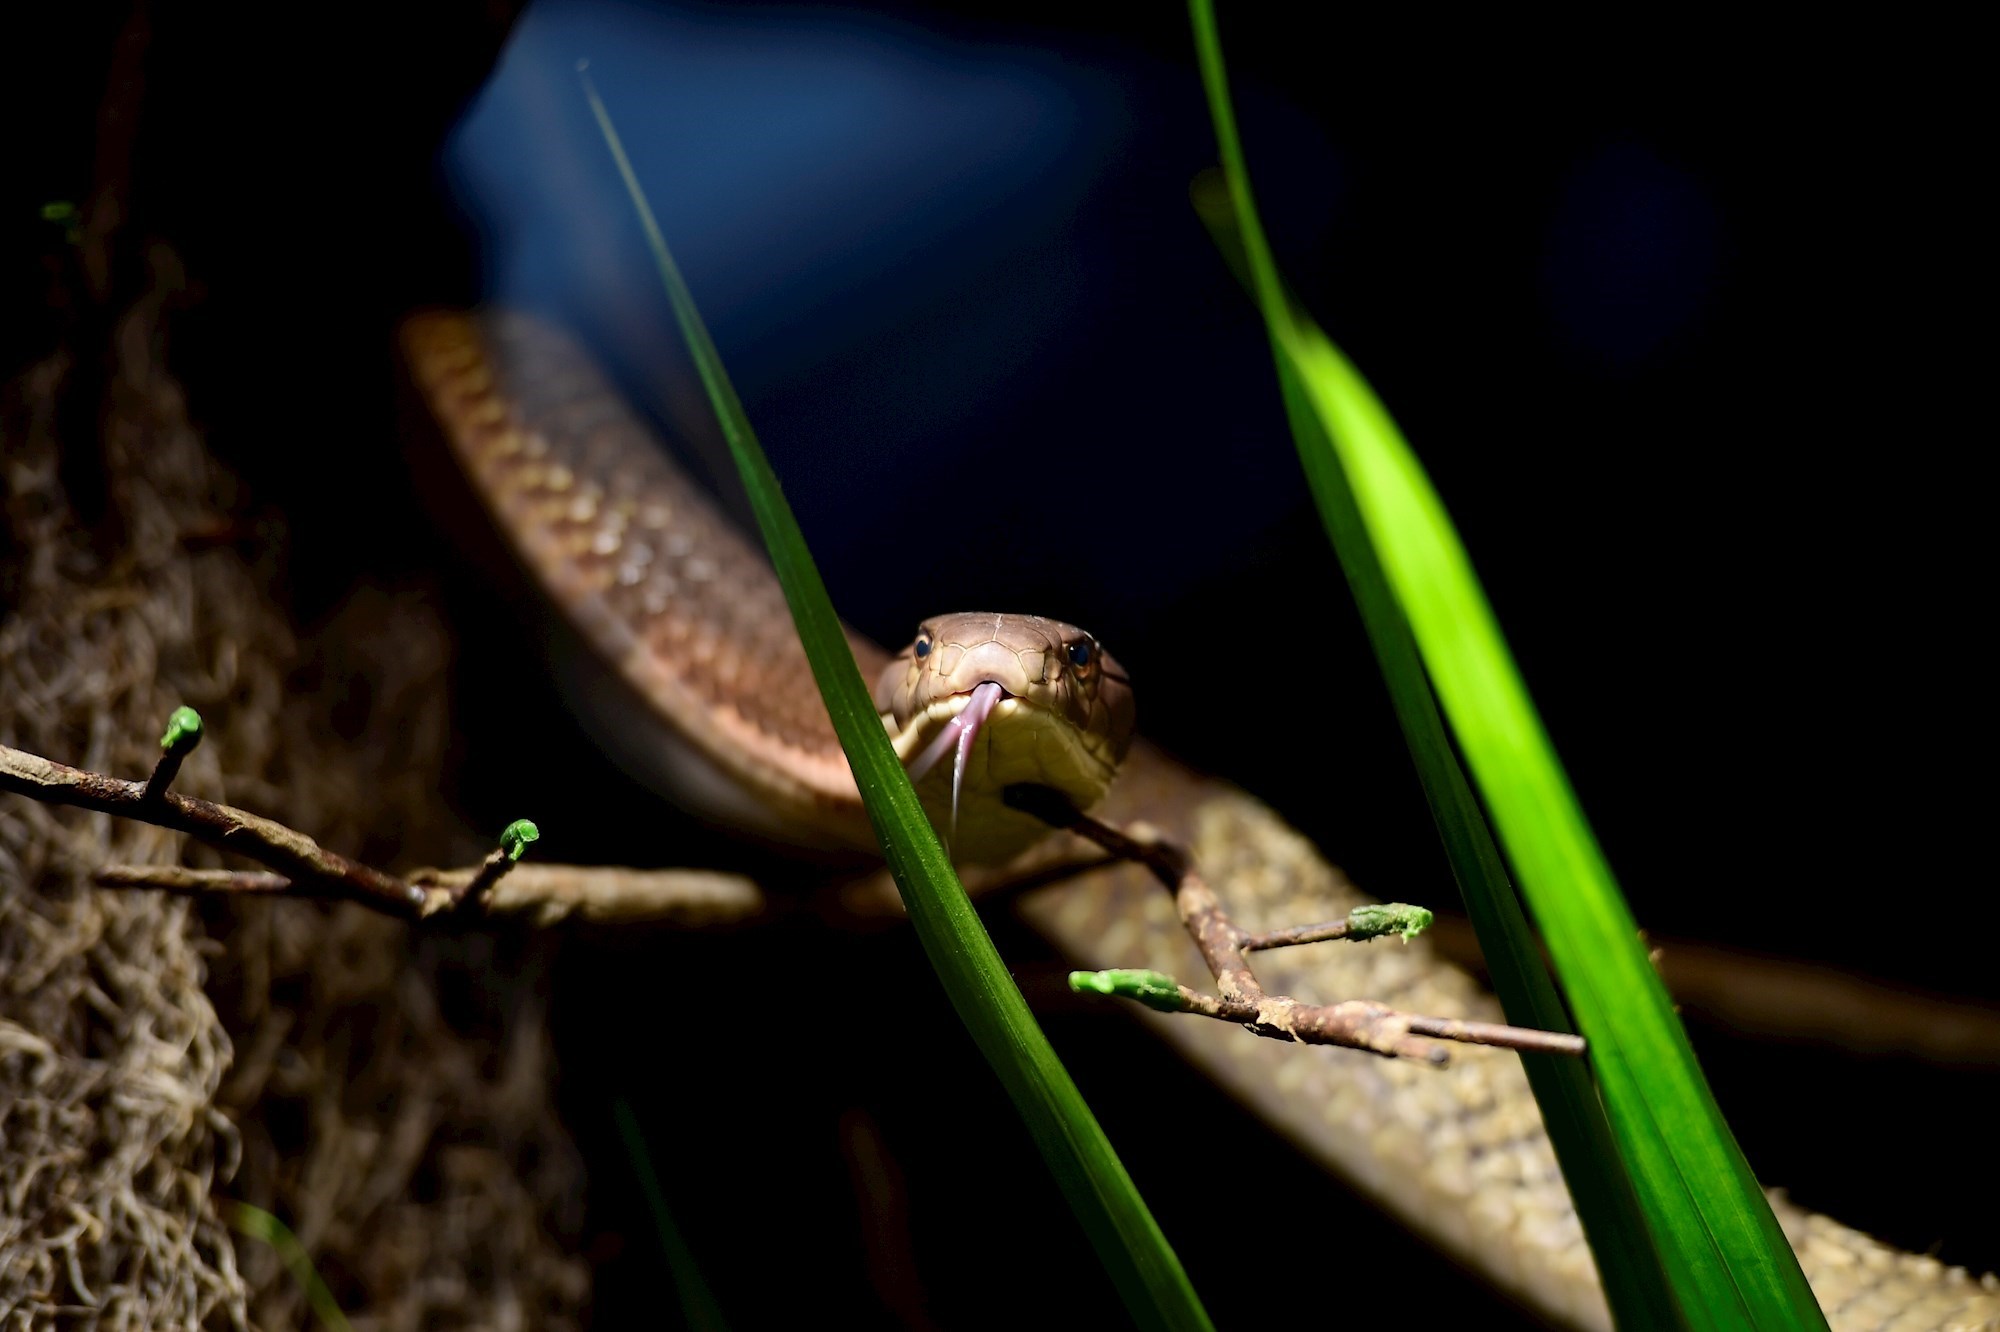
[404,308,884,851]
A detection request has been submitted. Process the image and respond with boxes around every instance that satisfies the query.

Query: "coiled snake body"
[404,308,2000,1330]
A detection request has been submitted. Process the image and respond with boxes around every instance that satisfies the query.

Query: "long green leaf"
[581,73,1211,1332]
[1185,4,1827,1327]
[230,1204,352,1332]
[614,1099,731,1332]
[1193,171,1682,1329]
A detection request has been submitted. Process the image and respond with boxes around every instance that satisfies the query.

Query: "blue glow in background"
[442,0,1341,636]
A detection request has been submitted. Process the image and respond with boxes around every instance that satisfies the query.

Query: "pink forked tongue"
[904,680,1006,841]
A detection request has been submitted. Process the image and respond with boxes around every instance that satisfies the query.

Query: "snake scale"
[403,307,2000,1330]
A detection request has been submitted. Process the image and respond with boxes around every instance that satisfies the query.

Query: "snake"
[402,307,2000,1330]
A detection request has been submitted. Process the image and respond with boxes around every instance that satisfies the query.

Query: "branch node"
[142,705,203,801]
[443,818,543,914]
[1013,788,1582,1064]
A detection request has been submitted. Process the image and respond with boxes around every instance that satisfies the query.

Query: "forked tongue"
[904,680,1006,843]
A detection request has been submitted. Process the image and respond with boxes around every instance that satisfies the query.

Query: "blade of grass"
[1185,4,1827,1327]
[579,69,1210,1332]
[615,1098,730,1332]
[230,1203,352,1332]
[1193,169,1683,1330]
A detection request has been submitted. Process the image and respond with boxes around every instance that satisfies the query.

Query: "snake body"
[403,308,2000,1330]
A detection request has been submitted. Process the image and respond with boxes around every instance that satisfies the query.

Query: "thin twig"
[454,846,517,908]
[1006,783,1587,1063]
[407,863,764,926]
[1424,912,2000,1065]
[1401,1013,1586,1058]
[95,865,294,895]
[98,862,766,926]
[5,732,762,926]
[4,740,427,915]
[451,819,540,908]
[1241,919,1356,950]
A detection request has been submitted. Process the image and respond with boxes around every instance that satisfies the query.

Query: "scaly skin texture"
[402,308,2000,1330]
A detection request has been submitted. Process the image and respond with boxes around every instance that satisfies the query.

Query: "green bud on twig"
[159,706,203,755]
[1068,968,1188,1013]
[1346,902,1433,943]
[500,819,540,862]
[143,707,205,801]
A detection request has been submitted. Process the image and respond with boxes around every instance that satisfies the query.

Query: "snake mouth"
[904,681,1008,837]
[878,627,1127,860]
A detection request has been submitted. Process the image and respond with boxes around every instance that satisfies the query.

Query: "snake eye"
[1067,641,1093,670]
[914,638,932,660]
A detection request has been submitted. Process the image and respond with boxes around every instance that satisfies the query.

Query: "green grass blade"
[615,1099,731,1332]
[230,1203,353,1332]
[1193,171,1683,1330]
[1186,4,1827,1327]
[1289,299,1824,1332]
[580,71,1211,1332]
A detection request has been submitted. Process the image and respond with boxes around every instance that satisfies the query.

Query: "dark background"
[7,3,1986,1326]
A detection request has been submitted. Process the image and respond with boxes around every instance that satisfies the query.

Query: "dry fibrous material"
[1,294,254,1330]
[1,259,588,1330]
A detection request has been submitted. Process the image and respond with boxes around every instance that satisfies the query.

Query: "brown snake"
[403,307,2000,1330]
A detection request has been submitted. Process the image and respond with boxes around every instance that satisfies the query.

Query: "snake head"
[874,613,1135,861]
